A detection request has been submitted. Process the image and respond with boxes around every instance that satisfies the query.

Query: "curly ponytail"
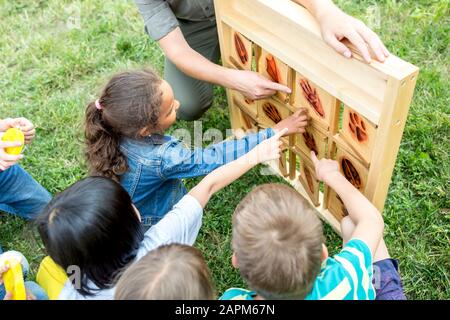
[84,69,163,181]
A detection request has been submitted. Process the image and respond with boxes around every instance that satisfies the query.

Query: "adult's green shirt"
[135,0,215,41]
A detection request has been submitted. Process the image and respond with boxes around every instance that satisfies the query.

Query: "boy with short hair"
[221,151,405,300]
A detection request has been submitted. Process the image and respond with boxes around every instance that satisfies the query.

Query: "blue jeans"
[0,164,51,219]
[373,259,407,300]
[0,164,51,253]
[0,251,48,300]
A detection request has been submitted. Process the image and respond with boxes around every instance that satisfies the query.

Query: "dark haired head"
[37,176,144,296]
[85,69,163,180]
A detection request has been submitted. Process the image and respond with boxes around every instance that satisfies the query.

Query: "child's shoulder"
[306,238,375,300]
[219,288,256,300]
[325,238,373,275]
[120,135,176,158]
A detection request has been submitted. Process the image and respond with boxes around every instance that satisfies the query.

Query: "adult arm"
[159,27,291,100]
[134,0,289,99]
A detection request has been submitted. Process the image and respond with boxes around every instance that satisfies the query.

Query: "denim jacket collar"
[146,134,166,145]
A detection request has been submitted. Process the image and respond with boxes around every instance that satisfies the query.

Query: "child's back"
[85,69,308,227]
[223,152,386,300]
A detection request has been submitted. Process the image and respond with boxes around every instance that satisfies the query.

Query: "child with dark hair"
[84,69,307,227]
[37,129,285,299]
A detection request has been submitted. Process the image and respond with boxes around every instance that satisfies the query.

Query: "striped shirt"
[220,239,375,300]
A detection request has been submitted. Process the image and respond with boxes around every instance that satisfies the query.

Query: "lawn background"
[0,0,448,299]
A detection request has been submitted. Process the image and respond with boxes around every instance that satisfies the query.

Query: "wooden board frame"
[215,0,419,235]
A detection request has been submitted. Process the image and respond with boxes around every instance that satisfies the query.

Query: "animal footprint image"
[242,113,254,130]
[266,54,281,83]
[341,158,362,190]
[302,131,318,155]
[262,102,282,123]
[336,194,349,217]
[304,167,315,194]
[234,33,248,65]
[348,112,368,143]
[300,79,325,118]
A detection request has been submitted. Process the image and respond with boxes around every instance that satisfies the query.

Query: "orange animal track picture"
[242,113,254,130]
[300,79,325,118]
[341,158,362,190]
[302,131,318,155]
[262,102,282,123]
[234,33,248,65]
[348,111,368,143]
[336,194,349,217]
[266,55,281,83]
[304,167,315,194]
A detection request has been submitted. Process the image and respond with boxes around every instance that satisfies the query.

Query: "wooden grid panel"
[215,0,419,234]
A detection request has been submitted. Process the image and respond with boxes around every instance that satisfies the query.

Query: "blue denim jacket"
[119,128,274,227]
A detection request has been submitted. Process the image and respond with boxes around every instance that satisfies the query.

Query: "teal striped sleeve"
[220,288,255,300]
[334,238,375,300]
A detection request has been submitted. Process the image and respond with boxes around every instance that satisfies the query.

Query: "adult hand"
[228,69,291,100]
[314,1,389,63]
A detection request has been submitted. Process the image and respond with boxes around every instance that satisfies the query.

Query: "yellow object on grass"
[1,128,25,155]
[2,259,26,300]
[36,256,68,300]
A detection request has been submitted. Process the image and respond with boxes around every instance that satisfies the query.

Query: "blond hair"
[115,244,215,300]
[232,183,323,299]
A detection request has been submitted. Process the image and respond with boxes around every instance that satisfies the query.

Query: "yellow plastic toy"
[36,256,68,300]
[1,128,25,155]
[2,259,26,300]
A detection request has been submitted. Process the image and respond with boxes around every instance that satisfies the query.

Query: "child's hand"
[310,151,340,183]
[249,128,288,164]
[0,263,9,285]
[0,138,24,171]
[273,108,308,136]
[11,118,35,144]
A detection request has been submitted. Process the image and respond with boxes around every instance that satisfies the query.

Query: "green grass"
[0,0,448,299]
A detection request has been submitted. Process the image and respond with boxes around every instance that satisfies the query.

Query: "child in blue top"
[221,152,406,300]
[37,128,285,300]
[84,69,307,226]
